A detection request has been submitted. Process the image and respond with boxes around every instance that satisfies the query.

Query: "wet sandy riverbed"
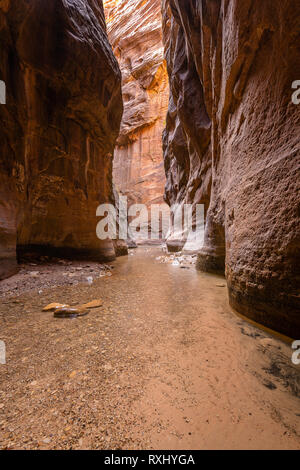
[0,247,299,449]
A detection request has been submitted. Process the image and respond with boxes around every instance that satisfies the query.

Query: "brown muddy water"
[0,247,299,449]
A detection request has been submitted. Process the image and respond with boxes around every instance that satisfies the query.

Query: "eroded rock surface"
[104,0,169,212]
[0,0,123,280]
[162,0,300,337]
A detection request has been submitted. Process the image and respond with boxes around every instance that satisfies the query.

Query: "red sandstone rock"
[104,0,169,219]
[0,0,124,279]
[162,0,300,337]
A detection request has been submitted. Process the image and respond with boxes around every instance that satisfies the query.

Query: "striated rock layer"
[162,0,300,337]
[0,0,124,280]
[104,0,169,218]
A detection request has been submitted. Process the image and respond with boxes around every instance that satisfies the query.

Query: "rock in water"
[54,307,89,319]
[43,299,102,316]
[0,0,123,280]
[162,0,300,337]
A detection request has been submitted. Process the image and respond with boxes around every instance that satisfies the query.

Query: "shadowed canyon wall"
[162,0,300,337]
[0,0,124,280]
[104,0,169,217]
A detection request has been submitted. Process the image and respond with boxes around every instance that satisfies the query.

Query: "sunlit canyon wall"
[104,0,169,240]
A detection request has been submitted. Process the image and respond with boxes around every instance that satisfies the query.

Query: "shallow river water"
[0,247,299,449]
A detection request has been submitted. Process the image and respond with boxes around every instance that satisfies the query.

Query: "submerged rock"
[54,307,89,319]
[80,299,103,309]
[43,298,103,318]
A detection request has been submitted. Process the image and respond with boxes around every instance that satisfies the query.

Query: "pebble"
[80,299,103,309]
[54,307,88,318]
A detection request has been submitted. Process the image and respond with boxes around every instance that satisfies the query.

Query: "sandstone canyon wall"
[104,0,169,220]
[162,0,300,337]
[0,0,124,280]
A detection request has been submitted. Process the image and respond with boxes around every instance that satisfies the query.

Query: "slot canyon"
[0,0,299,451]
[104,0,169,219]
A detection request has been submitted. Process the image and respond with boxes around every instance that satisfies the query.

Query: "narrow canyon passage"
[0,0,299,453]
[0,247,299,450]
